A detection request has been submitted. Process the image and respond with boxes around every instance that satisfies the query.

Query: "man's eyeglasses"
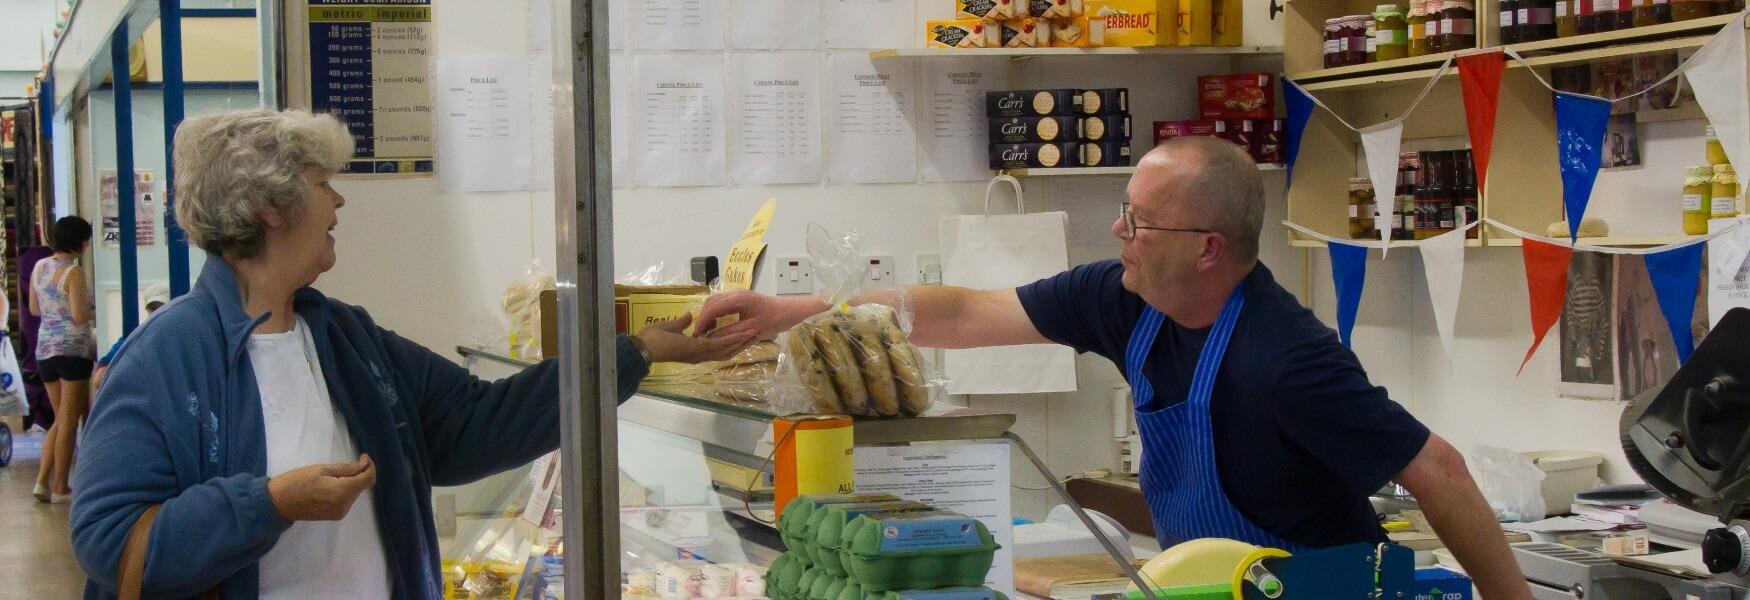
[1119,202,1213,239]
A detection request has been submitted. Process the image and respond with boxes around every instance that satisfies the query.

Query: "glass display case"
[448,347,1147,600]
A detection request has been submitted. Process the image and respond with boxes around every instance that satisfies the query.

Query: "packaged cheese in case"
[926,20,996,48]
[957,0,1020,20]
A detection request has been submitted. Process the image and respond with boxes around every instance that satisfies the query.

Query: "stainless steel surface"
[1005,432,1160,600]
[622,392,1019,459]
[1512,541,1747,600]
[259,0,283,108]
[555,0,618,595]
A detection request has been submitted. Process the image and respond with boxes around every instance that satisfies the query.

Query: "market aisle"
[0,432,88,598]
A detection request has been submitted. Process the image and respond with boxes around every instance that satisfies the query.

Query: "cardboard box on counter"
[1081,115,1132,142]
[998,19,1050,47]
[1087,0,1170,46]
[1080,142,1132,167]
[990,116,1081,143]
[926,20,997,48]
[988,89,1082,117]
[991,142,1081,169]
[1175,0,1213,46]
[624,294,705,335]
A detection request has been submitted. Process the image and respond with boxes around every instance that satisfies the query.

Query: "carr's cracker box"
[989,142,1080,169]
[958,0,1021,20]
[1087,0,1171,46]
[989,116,1079,143]
[926,20,996,48]
[986,89,1082,117]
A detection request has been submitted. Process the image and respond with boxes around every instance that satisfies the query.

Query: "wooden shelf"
[1288,50,1467,85]
[870,46,1282,59]
[1484,233,1710,247]
[1005,164,1285,177]
[1289,237,1486,248]
[1507,13,1739,54]
[1297,32,1720,92]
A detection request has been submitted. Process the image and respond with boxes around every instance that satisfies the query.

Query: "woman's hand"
[267,454,378,522]
[635,313,756,364]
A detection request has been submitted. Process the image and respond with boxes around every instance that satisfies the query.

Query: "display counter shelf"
[870,45,1282,59]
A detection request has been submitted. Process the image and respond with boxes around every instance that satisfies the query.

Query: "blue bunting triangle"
[1643,244,1706,364]
[1284,82,1316,190]
[1329,242,1369,348]
[1554,93,1612,243]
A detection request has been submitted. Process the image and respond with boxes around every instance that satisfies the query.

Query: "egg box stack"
[768,495,1008,600]
[987,89,1132,170]
[1152,73,1284,165]
[928,0,1094,48]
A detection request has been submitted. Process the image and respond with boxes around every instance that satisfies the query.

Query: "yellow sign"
[722,199,777,291]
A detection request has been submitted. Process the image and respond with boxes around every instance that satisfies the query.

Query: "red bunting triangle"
[1520,238,1574,375]
[1459,51,1506,196]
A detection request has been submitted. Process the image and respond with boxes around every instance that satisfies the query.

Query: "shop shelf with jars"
[1286,0,1494,80]
[869,45,1283,58]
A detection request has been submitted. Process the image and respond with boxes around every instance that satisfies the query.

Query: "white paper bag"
[940,176,1078,395]
[0,335,27,417]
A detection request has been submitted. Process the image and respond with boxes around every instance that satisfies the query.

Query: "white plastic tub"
[1523,450,1605,517]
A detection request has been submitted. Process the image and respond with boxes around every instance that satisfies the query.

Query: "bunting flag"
[1329,242,1369,347]
[1687,11,1750,174]
[1554,93,1612,243]
[1643,244,1706,364]
[1520,238,1574,374]
[1458,51,1506,196]
[1284,82,1317,188]
[1419,226,1470,360]
[1360,121,1404,252]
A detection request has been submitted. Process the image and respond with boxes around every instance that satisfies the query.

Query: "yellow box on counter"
[624,294,704,335]
[1087,0,1170,46]
[1050,16,1096,47]
[958,0,1022,20]
[925,19,997,48]
[999,19,1049,47]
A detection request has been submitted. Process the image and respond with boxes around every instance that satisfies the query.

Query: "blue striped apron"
[1126,285,1309,552]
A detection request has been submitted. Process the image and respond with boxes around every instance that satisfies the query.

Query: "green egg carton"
[810,501,933,576]
[822,576,849,600]
[770,554,804,600]
[836,579,866,600]
[797,567,827,600]
[840,512,1000,592]
[808,573,843,600]
[868,587,1010,600]
[782,494,902,559]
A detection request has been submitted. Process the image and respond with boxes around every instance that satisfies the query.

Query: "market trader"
[695,137,1533,599]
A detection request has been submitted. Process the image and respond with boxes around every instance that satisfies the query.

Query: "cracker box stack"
[928,0,1094,48]
[986,88,1133,170]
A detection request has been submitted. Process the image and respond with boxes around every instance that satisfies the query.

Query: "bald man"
[696,137,1531,598]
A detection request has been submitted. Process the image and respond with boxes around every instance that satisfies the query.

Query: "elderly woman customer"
[70,108,754,599]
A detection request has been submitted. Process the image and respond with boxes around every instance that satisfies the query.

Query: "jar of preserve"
[1712,0,1733,18]
[1441,0,1475,50]
[1671,0,1710,20]
[1427,0,1446,51]
[1324,18,1343,67]
[1345,16,1371,64]
[1590,0,1617,31]
[1632,0,1660,26]
[1713,164,1740,219]
[1683,166,1712,235]
[1374,5,1410,60]
[1708,125,1731,166]
[1408,0,1431,55]
[1365,16,1379,62]
[1556,0,1580,35]
[1520,0,1558,40]
[1501,0,1521,43]
[1613,0,1635,30]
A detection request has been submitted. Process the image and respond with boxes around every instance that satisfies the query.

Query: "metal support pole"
[555,0,619,596]
[112,24,140,335]
[160,0,189,297]
[1004,432,1162,600]
[258,0,284,109]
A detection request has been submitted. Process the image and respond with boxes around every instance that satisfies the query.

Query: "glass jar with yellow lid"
[1683,166,1712,235]
[1713,164,1740,220]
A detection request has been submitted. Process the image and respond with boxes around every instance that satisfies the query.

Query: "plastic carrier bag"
[1472,444,1547,522]
[500,260,555,361]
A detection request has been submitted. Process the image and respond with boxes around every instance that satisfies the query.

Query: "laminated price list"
[307,0,435,175]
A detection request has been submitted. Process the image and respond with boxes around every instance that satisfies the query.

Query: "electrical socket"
[915,253,943,285]
[774,257,814,295]
[864,256,896,286]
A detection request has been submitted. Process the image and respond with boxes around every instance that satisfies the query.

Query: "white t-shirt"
[252,317,392,599]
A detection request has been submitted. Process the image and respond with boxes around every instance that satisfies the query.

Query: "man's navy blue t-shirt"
[1015,260,1430,549]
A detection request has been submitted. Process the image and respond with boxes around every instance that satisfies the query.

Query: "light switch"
[775,257,814,295]
[915,253,942,285]
[864,256,896,285]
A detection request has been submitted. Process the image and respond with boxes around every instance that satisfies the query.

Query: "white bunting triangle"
[1360,120,1405,253]
[1687,12,1750,174]
[1419,226,1469,362]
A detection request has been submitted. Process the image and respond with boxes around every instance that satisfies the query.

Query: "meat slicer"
[1509,307,1750,599]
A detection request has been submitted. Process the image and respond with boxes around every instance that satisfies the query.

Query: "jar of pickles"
[1408,0,1431,55]
[1441,0,1476,50]
[1714,164,1740,219]
[1683,166,1712,235]
[1349,178,1373,238]
[1374,4,1409,61]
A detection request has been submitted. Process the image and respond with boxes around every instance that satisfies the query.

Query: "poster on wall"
[434,56,532,192]
[1558,252,1614,399]
[99,170,158,249]
[1709,221,1750,326]
[1613,255,1705,403]
[285,0,436,176]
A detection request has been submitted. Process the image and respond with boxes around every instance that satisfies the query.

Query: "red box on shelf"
[1153,119,1227,143]
[1198,73,1276,120]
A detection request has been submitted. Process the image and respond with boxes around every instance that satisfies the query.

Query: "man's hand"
[637,313,757,364]
[691,290,826,341]
[267,455,378,522]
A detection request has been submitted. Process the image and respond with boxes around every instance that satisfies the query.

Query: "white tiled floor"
[0,431,87,598]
